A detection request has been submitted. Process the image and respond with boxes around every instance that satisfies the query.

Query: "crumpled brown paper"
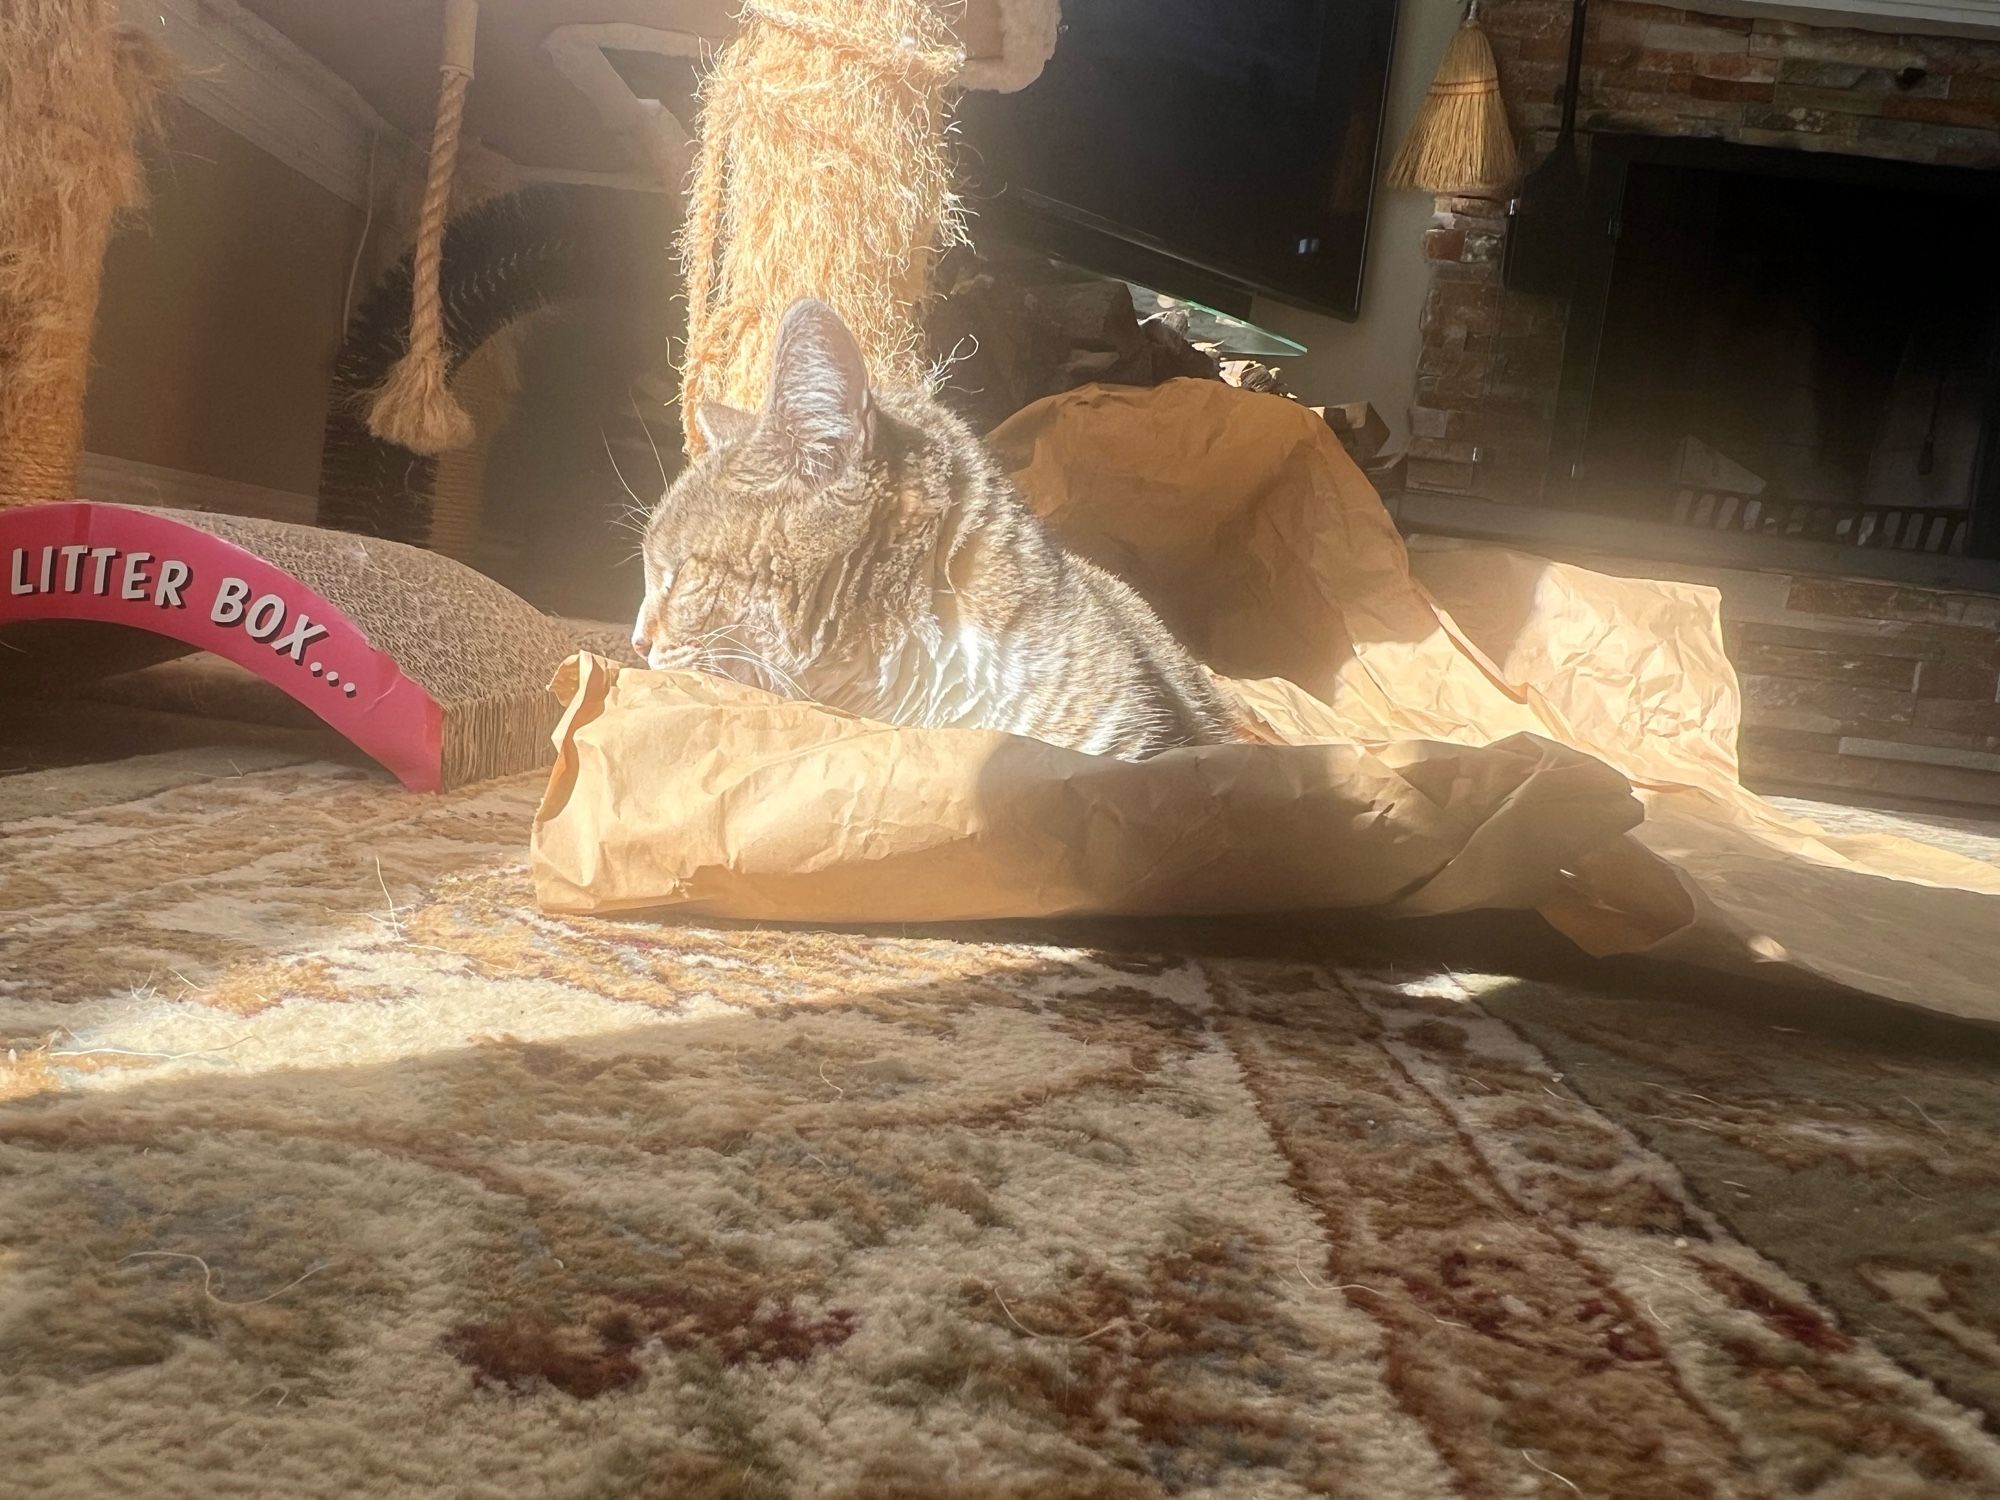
[533,380,2000,1021]
[533,655,1638,922]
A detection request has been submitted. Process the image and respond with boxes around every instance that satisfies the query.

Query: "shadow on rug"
[3,751,1998,1498]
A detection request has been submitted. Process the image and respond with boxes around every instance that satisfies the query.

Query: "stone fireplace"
[1554,134,2000,550]
[1397,0,2000,804]
[1408,0,2000,518]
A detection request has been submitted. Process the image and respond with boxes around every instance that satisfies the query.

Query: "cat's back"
[879,383,1241,757]
[1068,553,1241,750]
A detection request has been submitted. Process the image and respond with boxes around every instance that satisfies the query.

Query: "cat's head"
[632,298,943,690]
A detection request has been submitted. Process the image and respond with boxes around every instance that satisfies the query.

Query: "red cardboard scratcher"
[1,501,615,791]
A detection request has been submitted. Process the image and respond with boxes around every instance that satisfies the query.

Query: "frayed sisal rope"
[677,0,967,455]
[0,0,169,510]
[367,0,480,457]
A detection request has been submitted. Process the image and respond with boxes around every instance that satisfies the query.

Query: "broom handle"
[1557,0,1589,141]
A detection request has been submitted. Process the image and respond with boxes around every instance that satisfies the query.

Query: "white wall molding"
[1684,0,2000,40]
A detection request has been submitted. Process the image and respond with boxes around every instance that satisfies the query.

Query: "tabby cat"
[632,299,1241,759]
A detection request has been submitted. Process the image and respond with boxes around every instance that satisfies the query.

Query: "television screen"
[955,0,1400,322]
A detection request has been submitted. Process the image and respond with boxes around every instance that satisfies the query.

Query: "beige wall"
[80,7,1452,492]
[83,100,365,498]
[1250,0,1461,450]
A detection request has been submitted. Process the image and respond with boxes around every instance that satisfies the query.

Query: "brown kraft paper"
[534,380,2000,1021]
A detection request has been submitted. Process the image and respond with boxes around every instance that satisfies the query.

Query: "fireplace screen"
[1554,137,2000,557]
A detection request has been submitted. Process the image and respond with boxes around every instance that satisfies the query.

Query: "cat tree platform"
[1,501,617,790]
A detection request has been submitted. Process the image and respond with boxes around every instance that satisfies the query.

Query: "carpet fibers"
[3,745,1999,1498]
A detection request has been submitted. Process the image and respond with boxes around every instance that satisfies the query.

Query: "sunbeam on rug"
[7,754,2000,1497]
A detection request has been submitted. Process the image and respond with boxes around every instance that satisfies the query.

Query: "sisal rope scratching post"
[0,0,168,511]
[368,0,481,456]
[426,329,523,564]
[677,0,966,454]
[1386,1,1519,194]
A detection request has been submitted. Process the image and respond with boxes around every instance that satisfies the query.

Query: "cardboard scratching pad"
[1,502,614,790]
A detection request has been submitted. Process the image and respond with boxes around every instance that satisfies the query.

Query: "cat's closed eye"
[641,550,683,595]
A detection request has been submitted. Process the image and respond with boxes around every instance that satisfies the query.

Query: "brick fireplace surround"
[1399,0,2000,807]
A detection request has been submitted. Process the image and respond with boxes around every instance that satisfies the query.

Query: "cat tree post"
[676,0,966,454]
[426,333,521,564]
[0,0,166,510]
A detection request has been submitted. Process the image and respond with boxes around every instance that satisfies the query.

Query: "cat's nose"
[631,634,651,661]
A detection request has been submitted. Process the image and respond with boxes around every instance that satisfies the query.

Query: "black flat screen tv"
[955,0,1401,322]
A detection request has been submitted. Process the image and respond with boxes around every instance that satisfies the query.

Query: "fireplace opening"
[1554,137,2000,558]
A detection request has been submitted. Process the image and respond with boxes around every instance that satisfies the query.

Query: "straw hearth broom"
[1385,1,1519,194]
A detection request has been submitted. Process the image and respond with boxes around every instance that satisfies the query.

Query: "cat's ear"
[695,400,755,452]
[762,298,871,482]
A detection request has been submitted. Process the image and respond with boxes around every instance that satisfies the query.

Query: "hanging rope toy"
[367,0,480,456]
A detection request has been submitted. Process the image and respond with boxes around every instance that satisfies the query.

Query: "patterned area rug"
[4,729,2000,1498]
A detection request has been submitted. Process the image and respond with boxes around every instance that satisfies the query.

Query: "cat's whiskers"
[697,648,806,701]
[705,620,799,673]
[628,388,672,492]
[600,427,648,513]
[713,638,808,700]
[709,619,782,657]
[688,622,760,658]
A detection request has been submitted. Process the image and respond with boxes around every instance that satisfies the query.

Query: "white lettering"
[119,552,153,601]
[89,547,119,595]
[154,560,189,609]
[60,545,88,591]
[272,613,328,662]
[244,593,285,641]
[8,548,30,596]
[211,576,250,625]
[38,546,53,592]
